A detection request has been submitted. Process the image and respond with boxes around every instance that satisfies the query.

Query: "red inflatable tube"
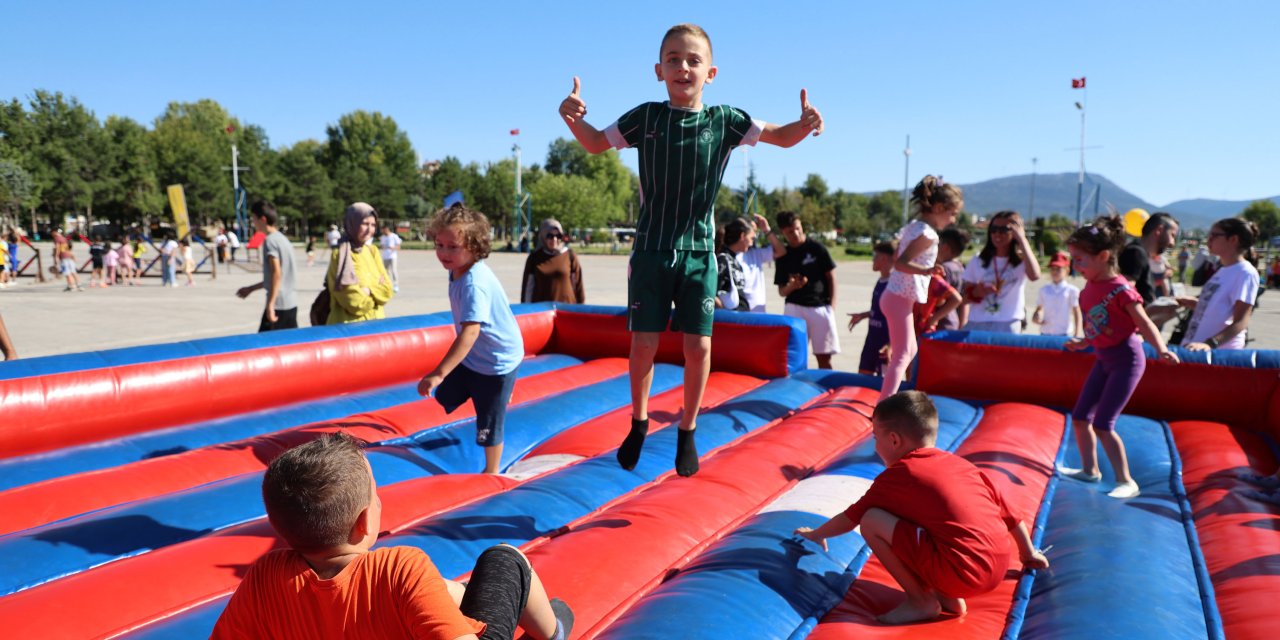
[3,369,769,638]
[516,386,879,639]
[1169,420,1280,640]
[548,309,794,379]
[0,358,628,536]
[0,473,517,640]
[809,402,1065,640]
[917,340,1278,432]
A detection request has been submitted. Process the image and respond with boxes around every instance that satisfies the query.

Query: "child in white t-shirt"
[1032,251,1081,337]
[1178,218,1261,350]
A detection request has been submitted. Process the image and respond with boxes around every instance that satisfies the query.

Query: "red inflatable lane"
[0,358,627,536]
[0,474,518,640]
[0,309,556,460]
[549,309,795,379]
[524,372,766,459]
[1170,420,1280,640]
[517,386,879,640]
[916,340,1278,432]
[809,402,1065,640]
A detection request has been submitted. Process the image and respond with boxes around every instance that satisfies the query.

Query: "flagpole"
[1075,85,1087,227]
[901,135,911,224]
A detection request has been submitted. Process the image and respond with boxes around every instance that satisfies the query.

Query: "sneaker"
[1059,467,1102,483]
[1108,481,1141,499]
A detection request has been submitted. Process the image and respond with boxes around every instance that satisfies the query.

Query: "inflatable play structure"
[1,304,1276,639]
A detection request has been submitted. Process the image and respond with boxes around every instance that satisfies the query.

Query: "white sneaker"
[1059,467,1102,483]
[1108,481,1141,499]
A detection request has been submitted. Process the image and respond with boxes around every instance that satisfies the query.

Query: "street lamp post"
[901,135,911,224]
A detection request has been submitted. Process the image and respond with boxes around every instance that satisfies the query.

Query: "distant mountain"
[898,172,1277,231]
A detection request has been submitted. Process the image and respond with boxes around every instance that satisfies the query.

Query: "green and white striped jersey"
[605,102,762,251]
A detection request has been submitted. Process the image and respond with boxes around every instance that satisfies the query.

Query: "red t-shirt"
[913,274,957,334]
[844,448,1019,592]
[1079,275,1143,349]
[211,546,486,640]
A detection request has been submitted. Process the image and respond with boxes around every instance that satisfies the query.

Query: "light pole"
[1074,98,1086,227]
[901,135,911,224]
[1029,157,1038,219]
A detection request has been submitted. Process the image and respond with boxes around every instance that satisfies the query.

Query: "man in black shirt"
[774,211,840,368]
[1119,212,1179,325]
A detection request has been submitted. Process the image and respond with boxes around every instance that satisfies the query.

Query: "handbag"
[309,278,331,327]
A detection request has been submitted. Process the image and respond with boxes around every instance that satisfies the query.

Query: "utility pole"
[901,135,911,224]
[223,144,250,240]
[1029,157,1038,219]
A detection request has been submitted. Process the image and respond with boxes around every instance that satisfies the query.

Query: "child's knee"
[683,334,711,360]
[860,507,900,537]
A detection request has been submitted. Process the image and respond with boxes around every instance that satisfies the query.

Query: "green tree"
[273,139,338,237]
[152,100,241,226]
[0,160,36,221]
[98,116,165,227]
[529,172,612,231]
[544,138,633,220]
[866,190,905,236]
[1241,199,1280,241]
[323,110,419,218]
[22,91,106,223]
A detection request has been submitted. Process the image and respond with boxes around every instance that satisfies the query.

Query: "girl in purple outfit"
[1060,215,1179,499]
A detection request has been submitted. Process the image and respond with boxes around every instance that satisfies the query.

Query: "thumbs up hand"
[800,89,823,136]
[560,76,587,124]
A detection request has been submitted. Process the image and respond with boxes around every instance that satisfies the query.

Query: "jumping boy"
[211,433,573,639]
[794,391,1049,624]
[559,23,824,476]
[420,204,524,474]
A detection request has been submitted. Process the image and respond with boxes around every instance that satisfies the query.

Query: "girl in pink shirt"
[1061,216,1178,499]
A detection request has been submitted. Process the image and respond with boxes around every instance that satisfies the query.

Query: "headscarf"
[335,202,377,287]
[540,218,567,255]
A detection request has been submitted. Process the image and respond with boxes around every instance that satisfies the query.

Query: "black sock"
[549,597,573,640]
[675,427,699,477]
[617,417,648,470]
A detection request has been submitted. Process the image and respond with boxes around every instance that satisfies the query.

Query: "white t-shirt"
[737,246,774,312]
[380,232,402,259]
[886,220,938,303]
[1036,280,1080,336]
[1185,260,1259,348]
[962,255,1029,323]
[161,239,179,257]
[227,231,240,248]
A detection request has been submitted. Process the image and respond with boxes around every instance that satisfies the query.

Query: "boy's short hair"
[873,391,939,445]
[775,211,799,229]
[251,201,278,226]
[873,241,896,256]
[661,23,712,59]
[938,227,970,255]
[262,432,372,553]
[427,203,492,260]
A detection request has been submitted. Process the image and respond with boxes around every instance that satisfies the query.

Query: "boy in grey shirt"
[236,201,298,331]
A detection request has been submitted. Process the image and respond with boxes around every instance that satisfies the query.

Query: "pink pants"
[878,290,918,402]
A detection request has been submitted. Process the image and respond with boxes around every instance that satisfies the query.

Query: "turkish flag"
[1071,77,1086,89]
[510,128,520,135]
[225,125,235,133]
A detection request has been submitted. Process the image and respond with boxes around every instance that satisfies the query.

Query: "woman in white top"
[962,210,1041,333]
[1178,217,1260,350]
[879,175,962,400]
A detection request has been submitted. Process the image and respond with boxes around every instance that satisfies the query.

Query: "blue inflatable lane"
[1020,414,1222,640]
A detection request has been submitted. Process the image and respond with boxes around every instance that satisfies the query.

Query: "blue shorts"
[435,363,519,447]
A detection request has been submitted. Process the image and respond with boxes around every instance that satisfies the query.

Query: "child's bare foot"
[938,594,966,617]
[877,595,941,625]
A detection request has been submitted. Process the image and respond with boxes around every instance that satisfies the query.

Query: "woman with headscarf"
[521,218,585,304]
[326,203,394,324]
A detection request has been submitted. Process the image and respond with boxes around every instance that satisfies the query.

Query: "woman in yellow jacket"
[326,202,395,324]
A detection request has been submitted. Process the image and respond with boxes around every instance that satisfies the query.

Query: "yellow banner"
[166,184,191,240]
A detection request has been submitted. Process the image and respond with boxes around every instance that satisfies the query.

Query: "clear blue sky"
[5,1,1277,206]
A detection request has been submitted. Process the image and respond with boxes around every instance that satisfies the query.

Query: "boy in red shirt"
[795,391,1049,624]
[212,433,573,640]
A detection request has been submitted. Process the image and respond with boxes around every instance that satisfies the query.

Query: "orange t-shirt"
[211,546,486,640]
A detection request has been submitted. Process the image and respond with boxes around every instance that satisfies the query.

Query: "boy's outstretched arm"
[794,512,855,552]
[559,77,611,154]
[418,323,481,397]
[759,89,824,148]
[1011,521,1050,570]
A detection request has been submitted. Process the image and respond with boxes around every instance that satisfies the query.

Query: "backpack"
[310,278,331,327]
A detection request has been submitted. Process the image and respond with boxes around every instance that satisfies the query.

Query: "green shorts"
[628,250,717,336]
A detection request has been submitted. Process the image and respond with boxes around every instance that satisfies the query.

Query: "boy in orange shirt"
[212,433,573,640]
[795,391,1049,624]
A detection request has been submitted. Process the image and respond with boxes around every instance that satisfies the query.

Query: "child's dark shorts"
[628,250,717,336]
[459,545,532,640]
[435,364,518,447]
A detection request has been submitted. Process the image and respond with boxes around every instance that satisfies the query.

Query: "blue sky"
[5,1,1277,206]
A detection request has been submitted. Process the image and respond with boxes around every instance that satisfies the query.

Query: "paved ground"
[4,242,1278,371]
